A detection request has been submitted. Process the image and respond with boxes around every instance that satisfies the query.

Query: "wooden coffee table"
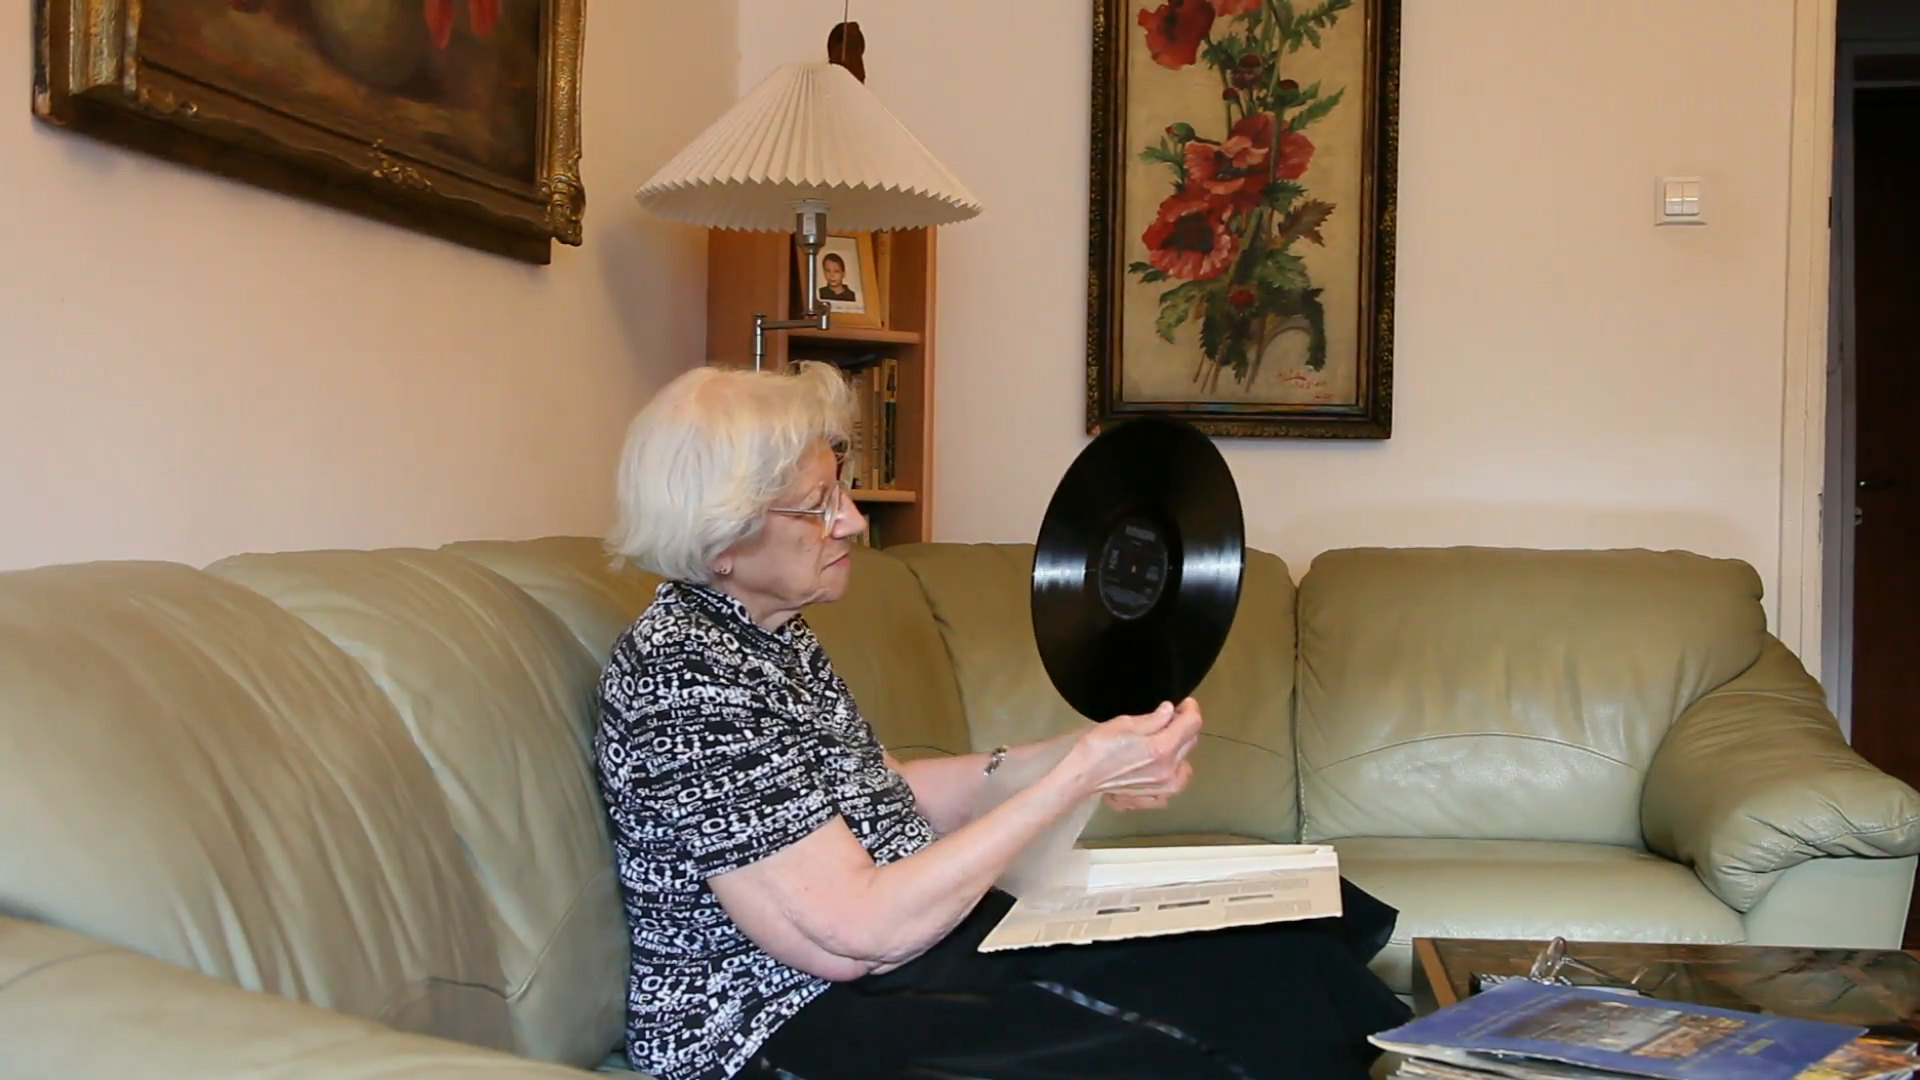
[1411,938,1920,1037]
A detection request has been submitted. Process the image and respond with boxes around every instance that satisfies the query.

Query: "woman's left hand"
[1100,697,1201,812]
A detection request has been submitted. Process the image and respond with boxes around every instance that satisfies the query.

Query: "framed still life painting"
[1087,0,1400,438]
[32,0,586,264]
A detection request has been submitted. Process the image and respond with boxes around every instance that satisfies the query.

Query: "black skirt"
[742,878,1412,1080]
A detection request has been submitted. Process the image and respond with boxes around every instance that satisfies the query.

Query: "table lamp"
[634,41,981,369]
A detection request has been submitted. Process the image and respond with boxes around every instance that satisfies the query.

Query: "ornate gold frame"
[32,0,586,264]
[1085,0,1400,439]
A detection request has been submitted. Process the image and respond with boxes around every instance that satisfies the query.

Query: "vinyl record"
[1031,416,1245,722]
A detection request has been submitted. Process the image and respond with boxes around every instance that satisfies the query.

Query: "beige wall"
[0,2,732,572]
[738,0,1801,619]
[1,0,1811,621]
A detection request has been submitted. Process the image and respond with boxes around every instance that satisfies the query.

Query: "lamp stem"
[751,199,833,370]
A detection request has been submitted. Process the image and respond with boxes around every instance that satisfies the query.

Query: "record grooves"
[1031,417,1246,722]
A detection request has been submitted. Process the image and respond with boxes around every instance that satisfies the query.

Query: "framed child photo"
[798,231,887,330]
[1086,0,1400,439]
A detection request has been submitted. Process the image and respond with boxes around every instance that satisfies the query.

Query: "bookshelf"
[706,227,938,548]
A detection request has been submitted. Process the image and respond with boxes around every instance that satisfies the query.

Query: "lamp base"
[752,199,834,370]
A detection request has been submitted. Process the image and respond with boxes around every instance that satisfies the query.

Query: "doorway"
[1822,14,1920,944]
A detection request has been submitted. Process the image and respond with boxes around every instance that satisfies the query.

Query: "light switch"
[1657,176,1705,225]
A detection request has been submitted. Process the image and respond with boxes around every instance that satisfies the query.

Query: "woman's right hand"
[1064,697,1203,800]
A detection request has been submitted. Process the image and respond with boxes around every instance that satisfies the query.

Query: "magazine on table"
[1371,979,1918,1080]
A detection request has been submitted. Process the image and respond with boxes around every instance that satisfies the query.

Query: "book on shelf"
[1371,979,1919,1080]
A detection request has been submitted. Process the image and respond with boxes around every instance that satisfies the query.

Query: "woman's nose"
[833,500,868,539]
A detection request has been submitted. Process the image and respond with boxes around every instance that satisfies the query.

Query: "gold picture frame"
[1086,0,1399,438]
[32,0,586,264]
[798,230,888,330]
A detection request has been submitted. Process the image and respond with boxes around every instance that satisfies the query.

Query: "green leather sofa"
[1,537,1915,1078]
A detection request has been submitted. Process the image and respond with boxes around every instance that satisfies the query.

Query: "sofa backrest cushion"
[1294,547,1766,846]
[447,538,972,766]
[800,546,973,761]
[206,549,625,1068]
[442,537,660,663]
[891,542,1302,844]
[0,560,511,1049]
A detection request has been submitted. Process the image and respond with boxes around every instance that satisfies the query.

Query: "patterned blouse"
[594,580,936,1080]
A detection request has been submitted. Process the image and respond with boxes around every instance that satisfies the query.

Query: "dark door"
[1845,84,1920,944]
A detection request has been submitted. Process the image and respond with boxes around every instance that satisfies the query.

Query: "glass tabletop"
[1413,938,1920,1038]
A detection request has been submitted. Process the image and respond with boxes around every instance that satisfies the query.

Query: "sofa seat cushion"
[1331,837,1745,994]
[0,915,591,1080]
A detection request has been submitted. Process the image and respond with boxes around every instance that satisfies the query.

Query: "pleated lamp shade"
[635,61,982,232]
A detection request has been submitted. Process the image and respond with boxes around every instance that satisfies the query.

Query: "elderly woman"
[596,362,1408,1080]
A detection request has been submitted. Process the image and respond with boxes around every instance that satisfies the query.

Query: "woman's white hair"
[608,361,854,583]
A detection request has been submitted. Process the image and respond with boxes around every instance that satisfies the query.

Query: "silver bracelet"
[983,745,1009,776]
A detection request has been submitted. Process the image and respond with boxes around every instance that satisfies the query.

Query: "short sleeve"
[615,650,836,880]
[654,713,836,878]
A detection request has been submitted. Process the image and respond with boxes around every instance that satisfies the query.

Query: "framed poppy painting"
[1086,0,1400,438]
[32,0,585,263]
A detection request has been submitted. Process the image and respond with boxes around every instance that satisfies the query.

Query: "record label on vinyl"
[1097,516,1168,620]
[1030,417,1246,722]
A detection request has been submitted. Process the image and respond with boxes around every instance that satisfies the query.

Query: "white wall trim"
[1777,0,1839,681]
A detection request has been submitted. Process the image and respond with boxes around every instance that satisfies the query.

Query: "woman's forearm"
[894,730,1083,834]
[716,741,1099,982]
[839,749,1096,968]
[721,705,1196,982]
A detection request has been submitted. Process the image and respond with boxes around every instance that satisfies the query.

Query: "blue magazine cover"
[1371,979,1865,1080]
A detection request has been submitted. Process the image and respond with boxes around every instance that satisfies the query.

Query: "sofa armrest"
[0,916,622,1079]
[1641,636,1920,912]
[1742,852,1917,948]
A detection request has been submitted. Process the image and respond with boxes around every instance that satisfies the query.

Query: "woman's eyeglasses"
[769,483,853,538]
[768,439,858,538]
[1526,937,1646,991]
